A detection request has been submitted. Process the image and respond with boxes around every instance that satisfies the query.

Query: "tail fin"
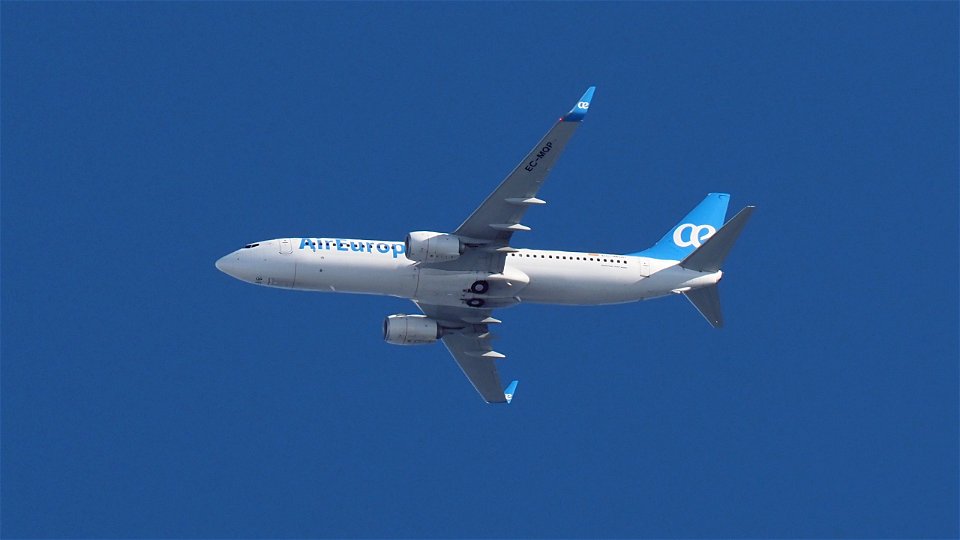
[628,193,730,260]
[680,206,755,273]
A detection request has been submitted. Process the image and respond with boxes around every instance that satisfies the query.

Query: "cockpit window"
[242,243,260,249]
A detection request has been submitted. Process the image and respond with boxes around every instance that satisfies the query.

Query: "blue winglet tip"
[562,86,595,122]
[504,380,519,404]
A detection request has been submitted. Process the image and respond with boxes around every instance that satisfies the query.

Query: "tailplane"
[628,194,755,328]
[679,205,756,328]
[680,206,755,273]
[684,285,723,328]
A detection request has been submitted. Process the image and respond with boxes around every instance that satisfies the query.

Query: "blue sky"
[2,3,957,538]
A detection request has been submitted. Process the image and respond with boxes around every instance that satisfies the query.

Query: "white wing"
[412,88,596,402]
[416,302,509,404]
[453,86,595,247]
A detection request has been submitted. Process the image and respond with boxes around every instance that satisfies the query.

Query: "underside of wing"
[408,89,596,401]
[417,302,510,404]
[441,333,508,404]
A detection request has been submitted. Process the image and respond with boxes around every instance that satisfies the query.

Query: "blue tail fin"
[628,193,730,260]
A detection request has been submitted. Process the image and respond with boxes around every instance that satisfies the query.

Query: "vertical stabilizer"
[628,193,729,260]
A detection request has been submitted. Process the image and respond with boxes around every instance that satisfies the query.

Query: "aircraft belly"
[514,263,644,305]
[413,268,487,305]
[412,267,531,308]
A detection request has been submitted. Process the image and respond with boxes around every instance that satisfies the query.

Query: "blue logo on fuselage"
[299,238,406,258]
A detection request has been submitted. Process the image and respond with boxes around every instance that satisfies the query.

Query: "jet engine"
[383,314,442,345]
[405,231,462,263]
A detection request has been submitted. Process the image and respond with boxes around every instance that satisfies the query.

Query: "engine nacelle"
[404,231,462,263]
[383,314,442,345]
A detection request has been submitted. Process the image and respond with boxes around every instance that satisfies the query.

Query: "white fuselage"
[215,237,722,309]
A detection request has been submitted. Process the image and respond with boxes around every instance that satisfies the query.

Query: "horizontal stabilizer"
[684,285,723,328]
[680,206,755,273]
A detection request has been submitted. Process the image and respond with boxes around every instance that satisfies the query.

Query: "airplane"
[215,86,755,404]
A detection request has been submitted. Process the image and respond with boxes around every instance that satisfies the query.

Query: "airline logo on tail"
[626,192,730,260]
[673,224,716,248]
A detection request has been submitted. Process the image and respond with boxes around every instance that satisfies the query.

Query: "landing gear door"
[279,239,293,255]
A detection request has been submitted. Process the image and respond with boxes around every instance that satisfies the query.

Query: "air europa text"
[299,238,406,258]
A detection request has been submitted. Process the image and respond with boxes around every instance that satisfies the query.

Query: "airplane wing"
[453,86,595,247]
[442,333,508,404]
[416,302,512,404]
[413,88,596,401]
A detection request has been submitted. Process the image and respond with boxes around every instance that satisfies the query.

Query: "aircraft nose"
[215,253,240,277]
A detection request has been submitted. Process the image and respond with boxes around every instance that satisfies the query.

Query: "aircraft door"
[279,239,293,254]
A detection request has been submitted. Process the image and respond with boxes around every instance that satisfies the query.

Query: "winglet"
[562,86,596,122]
[504,380,519,404]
